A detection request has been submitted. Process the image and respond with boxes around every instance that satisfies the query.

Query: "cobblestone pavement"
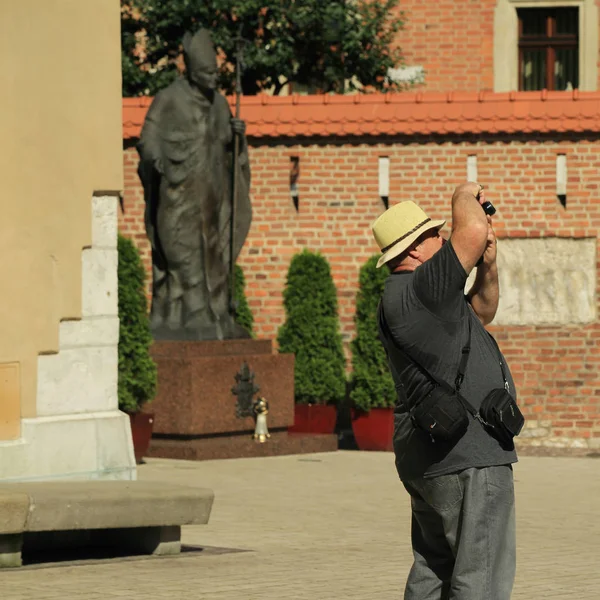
[0,451,598,599]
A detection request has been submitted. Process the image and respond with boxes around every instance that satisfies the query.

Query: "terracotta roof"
[123,90,600,140]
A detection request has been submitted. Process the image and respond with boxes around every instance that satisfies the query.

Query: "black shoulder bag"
[478,334,525,446]
[378,302,524,446]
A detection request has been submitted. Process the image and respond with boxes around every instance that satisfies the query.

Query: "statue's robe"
[137,77,252,340]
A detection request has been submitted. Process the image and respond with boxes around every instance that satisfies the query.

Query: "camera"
[475,185,495,267]
[477,186,496,217]
[481,200,496,216]
[476,186,496,216]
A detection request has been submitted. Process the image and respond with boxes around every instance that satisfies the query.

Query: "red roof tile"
[123,91,600,140]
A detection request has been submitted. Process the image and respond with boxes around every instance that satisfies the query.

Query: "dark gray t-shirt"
[380,240,518,481]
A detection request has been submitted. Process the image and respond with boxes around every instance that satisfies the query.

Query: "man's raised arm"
[449,182,488,274]
[466,213,500,325]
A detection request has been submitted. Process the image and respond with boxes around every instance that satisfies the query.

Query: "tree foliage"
[118,234,157,413]
[277,250,346,405]
[350,255,396,412]
[122,0,409,96]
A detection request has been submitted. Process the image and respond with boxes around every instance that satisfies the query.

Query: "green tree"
[121,0,410,96]
[234,263,254,336]
[121,3,148,95]
[118,234,157,413]
[277,250,346,405]
[350,255,395,412]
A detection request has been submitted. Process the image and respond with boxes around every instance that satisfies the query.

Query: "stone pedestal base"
[149,431,338,461]
[150,339,295,437]
[148,339,337,460]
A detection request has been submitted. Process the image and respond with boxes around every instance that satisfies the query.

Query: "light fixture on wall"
[379,157,390,209]
[290,156,300,211]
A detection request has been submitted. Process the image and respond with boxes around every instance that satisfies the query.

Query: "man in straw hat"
[373,182,517,599]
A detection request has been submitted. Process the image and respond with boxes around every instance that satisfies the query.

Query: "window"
[518,7,579,91]
[494,0,597,92]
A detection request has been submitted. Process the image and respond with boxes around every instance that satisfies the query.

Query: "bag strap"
[454,317,471,393]
[377,301,479,418]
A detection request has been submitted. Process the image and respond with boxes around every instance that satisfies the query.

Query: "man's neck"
[392,259,420,273]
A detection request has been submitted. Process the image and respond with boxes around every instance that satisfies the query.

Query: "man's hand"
[454,181,483,199]
[481,215,497,266]
[231,118,246,136]
[468,207,499,325]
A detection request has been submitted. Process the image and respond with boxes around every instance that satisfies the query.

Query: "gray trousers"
[402,465,516,600]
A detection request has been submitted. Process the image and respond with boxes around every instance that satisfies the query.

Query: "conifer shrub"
[117,234,157,413]
[277,249,346,405]
[350,255,396,412]
[234,264,254,337]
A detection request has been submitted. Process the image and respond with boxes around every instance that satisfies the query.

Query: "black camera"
[475,185,495,266]
[476,185,496,216]
[481,200,496,216]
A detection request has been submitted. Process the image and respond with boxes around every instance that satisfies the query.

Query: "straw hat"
[372,201,445,268]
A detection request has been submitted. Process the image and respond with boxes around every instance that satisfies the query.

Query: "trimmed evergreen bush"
[234,264,254,337]
[117,234,157,413]
[277,249,346,405]
[350,255,396,412]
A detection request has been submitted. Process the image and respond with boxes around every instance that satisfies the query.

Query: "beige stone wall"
[0,0,123,438]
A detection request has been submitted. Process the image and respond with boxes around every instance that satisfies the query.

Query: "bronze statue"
[137,29,252,341]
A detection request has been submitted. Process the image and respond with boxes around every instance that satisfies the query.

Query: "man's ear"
[407,243,422,261]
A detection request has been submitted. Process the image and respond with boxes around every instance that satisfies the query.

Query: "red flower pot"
[128,412,155,464]
[288,404,337,434]
[351,407,394,451]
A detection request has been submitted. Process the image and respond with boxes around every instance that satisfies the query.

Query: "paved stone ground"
[0,451,598,599]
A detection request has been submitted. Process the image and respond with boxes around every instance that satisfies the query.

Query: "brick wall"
[396,0,496,92]
[395,0,600,93]
[122,145,151,273]
[121,134,600,449]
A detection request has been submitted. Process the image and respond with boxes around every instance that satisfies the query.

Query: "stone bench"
[0,481,214,567]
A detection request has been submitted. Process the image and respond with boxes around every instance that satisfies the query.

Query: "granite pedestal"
[148,339,337,460]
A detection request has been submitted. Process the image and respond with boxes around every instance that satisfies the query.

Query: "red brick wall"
[395,1,600,93]
[121,135,600,447]
[395,0,496,92]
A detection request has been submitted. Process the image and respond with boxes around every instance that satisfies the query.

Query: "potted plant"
[350,255,396,451]
[278,250,346,434]
[117,234,158,463]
